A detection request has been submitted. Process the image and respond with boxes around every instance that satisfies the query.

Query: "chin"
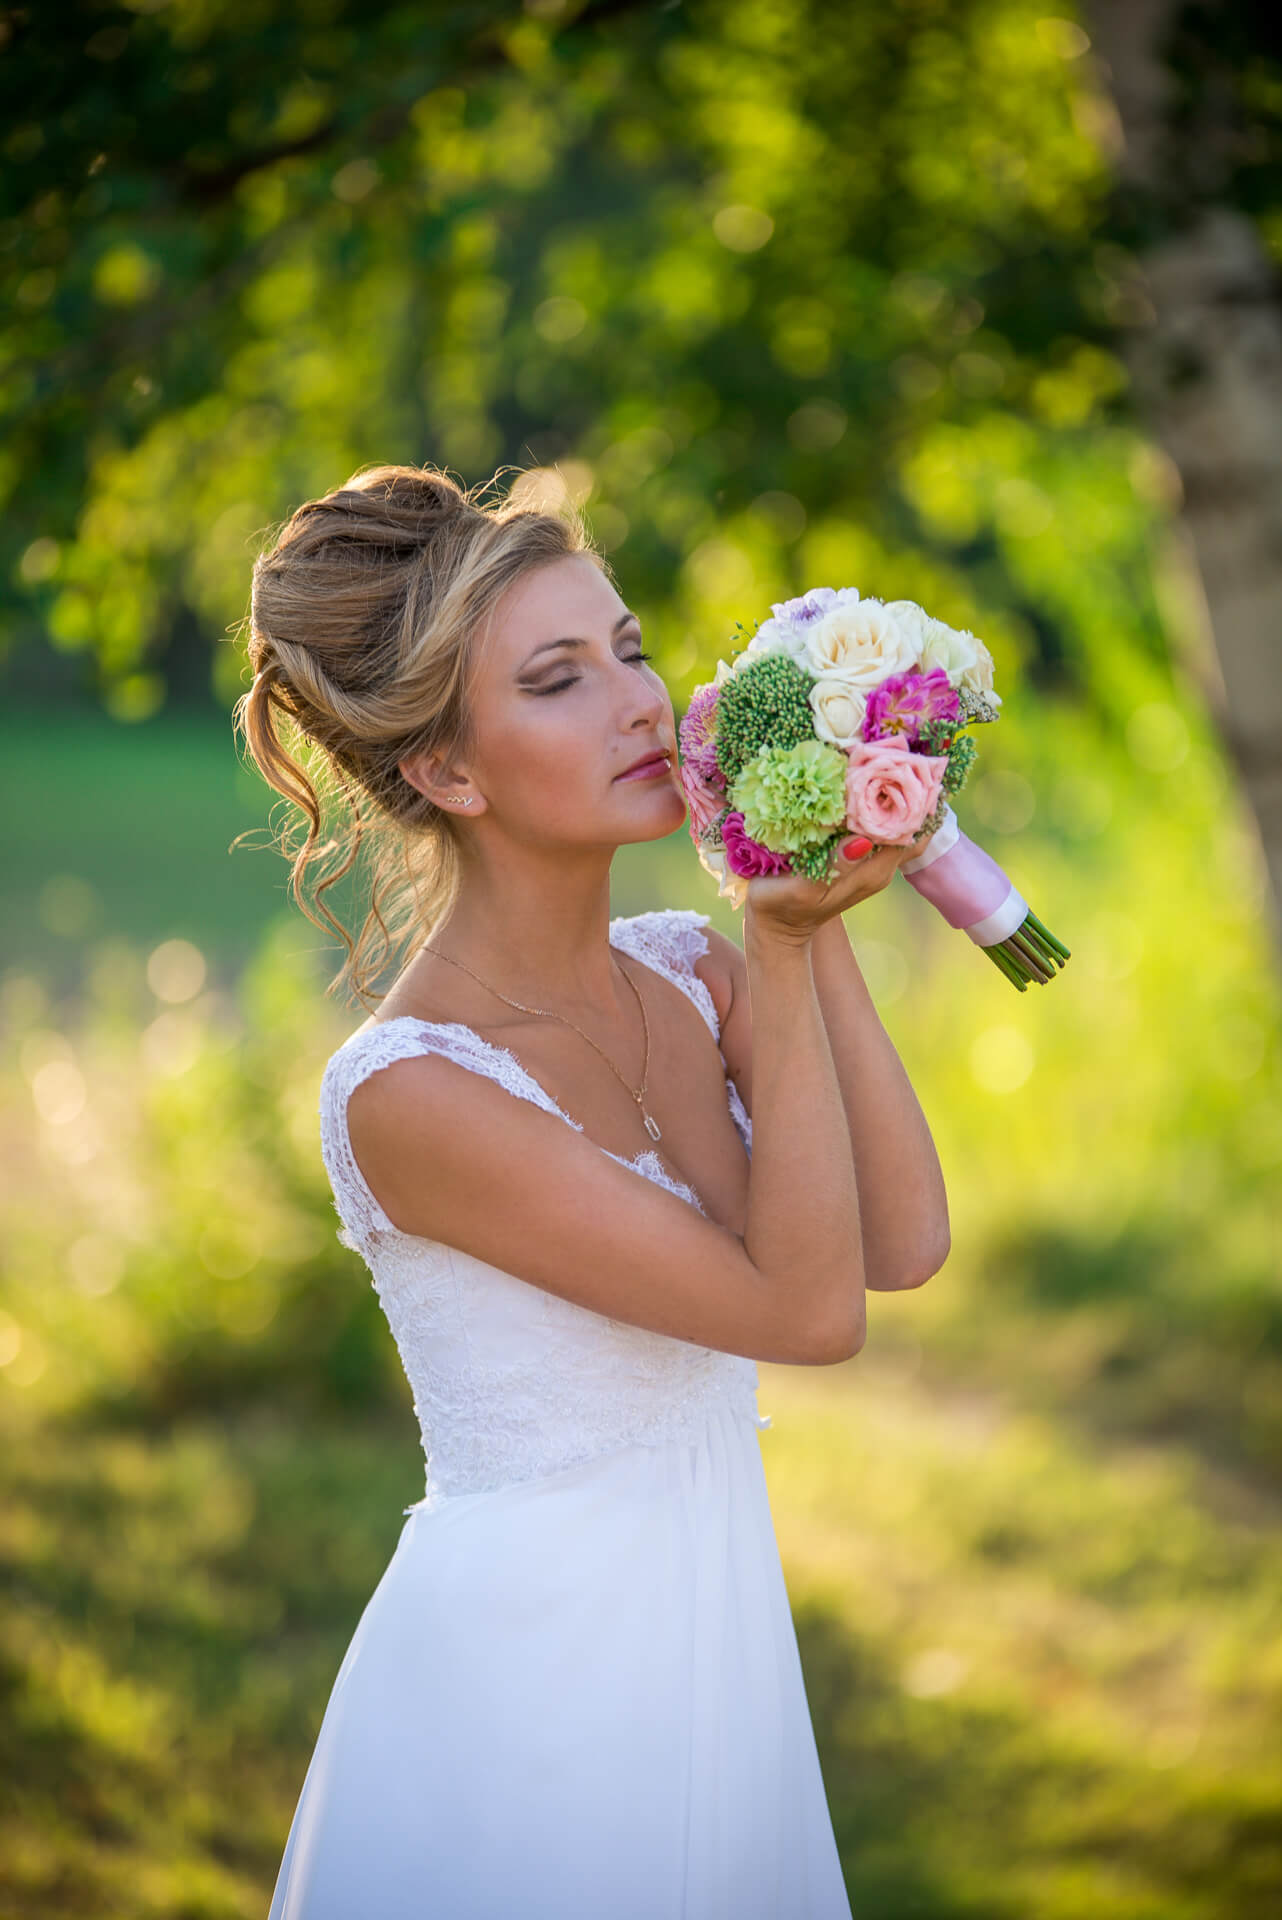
[614,788,688,845]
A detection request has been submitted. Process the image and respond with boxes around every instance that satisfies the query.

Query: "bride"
[236,462,950,1918]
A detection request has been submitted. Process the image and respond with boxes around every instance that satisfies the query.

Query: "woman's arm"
[346,917,867,1369]
[701,916,950,1291]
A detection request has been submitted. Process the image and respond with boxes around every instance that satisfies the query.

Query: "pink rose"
[844,734,949,845]
[679,757,727,844]
[721,811,793,878]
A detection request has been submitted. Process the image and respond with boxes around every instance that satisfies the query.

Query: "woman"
[236,462,950,1918]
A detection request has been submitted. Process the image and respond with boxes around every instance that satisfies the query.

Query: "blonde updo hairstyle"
[233,462,604,1010]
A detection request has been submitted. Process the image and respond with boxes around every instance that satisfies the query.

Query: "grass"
[770,1360,1282,1918]
[1,1396,419,1917]
[0,704,290,997]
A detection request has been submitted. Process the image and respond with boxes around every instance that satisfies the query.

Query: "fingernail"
[843,836,873,859]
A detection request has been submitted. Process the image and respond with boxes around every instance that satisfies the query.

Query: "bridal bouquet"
[678,586,1069,990]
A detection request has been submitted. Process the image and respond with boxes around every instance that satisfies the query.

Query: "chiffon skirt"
[268,1397,852,1918]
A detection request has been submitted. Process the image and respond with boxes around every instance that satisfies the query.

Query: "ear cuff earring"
[443,796,474,806]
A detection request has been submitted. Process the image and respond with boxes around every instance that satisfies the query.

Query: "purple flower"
[748,586,863,658]
[862,667,959,748]
[769,586,840,627]
[721,810,794,878]
[678,683,727,790]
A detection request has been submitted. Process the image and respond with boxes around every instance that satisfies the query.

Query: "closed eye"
[533,649,655,695]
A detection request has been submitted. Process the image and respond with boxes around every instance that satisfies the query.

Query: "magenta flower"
[862,667,959,748]
[722,810,794,878]
[677,684,727,791]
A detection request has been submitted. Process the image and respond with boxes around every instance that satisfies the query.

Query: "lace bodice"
[317,907,768,1511]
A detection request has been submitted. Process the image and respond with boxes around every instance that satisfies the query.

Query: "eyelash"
[535,649,654,695]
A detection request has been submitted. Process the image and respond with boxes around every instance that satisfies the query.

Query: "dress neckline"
[347,916,710,1191]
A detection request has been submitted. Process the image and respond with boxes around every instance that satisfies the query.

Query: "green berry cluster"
[915,716,957,755]
[913,795,949,842]
[942,731,977,794]
[790,829,848,882]
[714,653,818,785]
[907,711,978,801]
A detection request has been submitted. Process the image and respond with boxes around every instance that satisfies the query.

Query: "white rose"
[917,617,981,687]
[696,842,750,910]
[801,597,920,688]
[882,599,932,660]
[809,677,867,749]
[959,633,1002,707]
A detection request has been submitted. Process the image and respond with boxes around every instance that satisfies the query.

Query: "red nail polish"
[843,836,873,859]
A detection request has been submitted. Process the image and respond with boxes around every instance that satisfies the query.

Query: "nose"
[618,661,668,732]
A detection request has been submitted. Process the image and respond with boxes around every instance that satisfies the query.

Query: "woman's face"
[413,552,687,849]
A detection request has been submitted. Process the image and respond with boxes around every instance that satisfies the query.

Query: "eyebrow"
[517,609,641,672]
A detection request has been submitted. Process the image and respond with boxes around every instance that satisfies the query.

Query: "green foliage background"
[2,1,1280,1914]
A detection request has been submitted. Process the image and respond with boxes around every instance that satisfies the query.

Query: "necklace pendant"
[642,1111,662,1143]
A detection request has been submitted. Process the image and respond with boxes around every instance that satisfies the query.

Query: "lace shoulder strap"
[609,907,720,1042]
[318,1018,583,1249]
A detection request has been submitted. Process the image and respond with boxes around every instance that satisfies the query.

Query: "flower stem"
[1008,928,1054,983]
[1022,908,1071,961]
[1017,920,1059,968]
[985,941,1029,990]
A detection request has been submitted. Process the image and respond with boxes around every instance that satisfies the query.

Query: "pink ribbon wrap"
[898,804,1028,946]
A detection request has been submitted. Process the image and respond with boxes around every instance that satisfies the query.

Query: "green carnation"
[729,739,849,854]
[714,652,817,785]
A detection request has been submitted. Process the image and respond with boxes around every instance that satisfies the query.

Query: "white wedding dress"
[268,907,853,1919]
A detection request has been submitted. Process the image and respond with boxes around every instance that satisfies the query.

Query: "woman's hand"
[744,832,926,943]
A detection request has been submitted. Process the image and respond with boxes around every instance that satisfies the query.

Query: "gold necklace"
[421,943,663,1144]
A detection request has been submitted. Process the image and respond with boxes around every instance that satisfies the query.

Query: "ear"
[398,748,484,814]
